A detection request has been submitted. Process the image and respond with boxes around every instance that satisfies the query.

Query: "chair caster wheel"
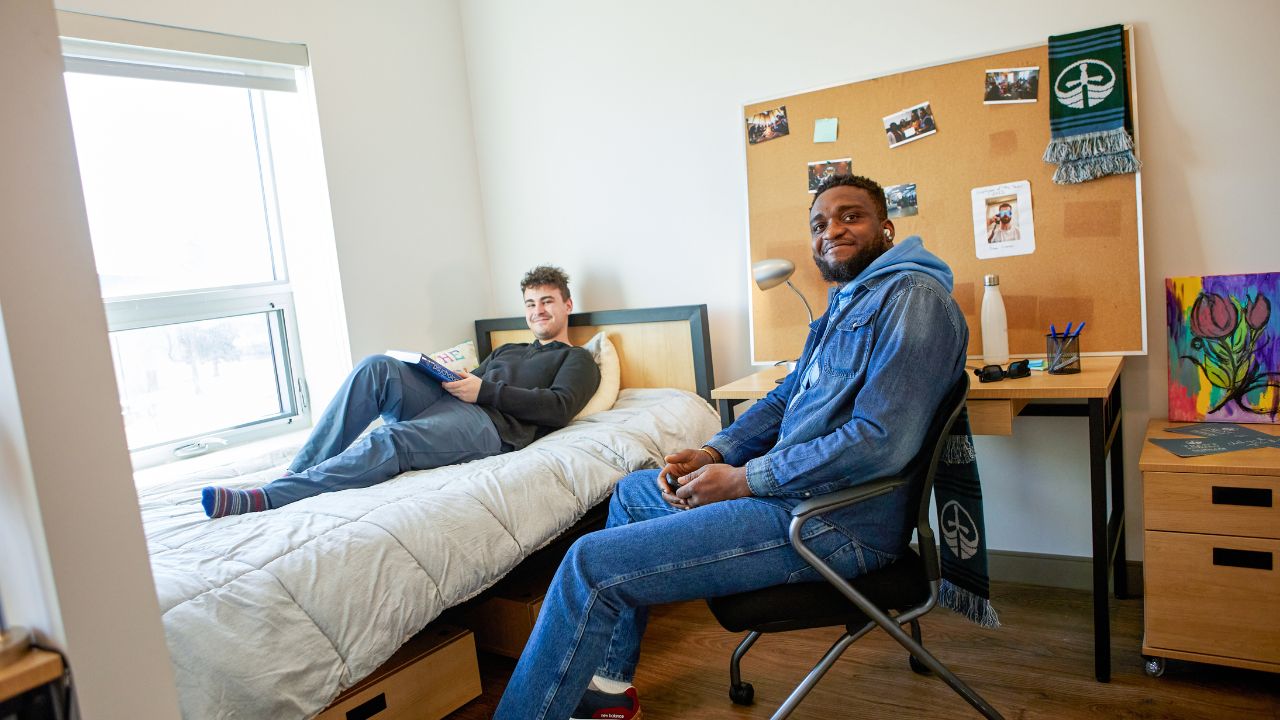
[729,682,755,705]
[909,654,932,675]
[1143,656,1166,678]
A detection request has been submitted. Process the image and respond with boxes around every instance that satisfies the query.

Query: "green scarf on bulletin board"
[1042,24,1141,184]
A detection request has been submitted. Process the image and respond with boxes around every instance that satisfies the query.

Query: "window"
[61,22,321,467]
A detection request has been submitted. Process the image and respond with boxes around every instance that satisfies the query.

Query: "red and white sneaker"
[570,686,642,720]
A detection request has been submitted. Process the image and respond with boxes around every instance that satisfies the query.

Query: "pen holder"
[1046,333,1081,375]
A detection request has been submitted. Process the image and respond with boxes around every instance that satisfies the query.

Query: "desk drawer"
[1144,530,1280,664]
[1144,472,1279,538]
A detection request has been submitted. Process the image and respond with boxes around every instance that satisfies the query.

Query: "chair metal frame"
[720,374,1003,719]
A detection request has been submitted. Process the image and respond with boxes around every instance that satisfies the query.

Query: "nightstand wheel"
[1143,656,1166,678]
[909,654,932,675]
[729,681,755,705]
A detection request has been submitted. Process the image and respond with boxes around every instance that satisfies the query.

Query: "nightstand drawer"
[1144,530,1280,664]
[1144,472,1279,538]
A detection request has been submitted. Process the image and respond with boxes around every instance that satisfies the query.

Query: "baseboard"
[988,549,1143,594]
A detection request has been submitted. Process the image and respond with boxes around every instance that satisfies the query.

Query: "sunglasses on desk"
[973,359,1030,383]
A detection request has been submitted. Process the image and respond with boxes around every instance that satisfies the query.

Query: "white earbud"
[883,229,892,239]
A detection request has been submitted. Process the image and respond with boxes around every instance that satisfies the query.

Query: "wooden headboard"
[474,305,714,403]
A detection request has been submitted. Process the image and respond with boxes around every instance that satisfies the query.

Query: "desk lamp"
[752,258,813,323]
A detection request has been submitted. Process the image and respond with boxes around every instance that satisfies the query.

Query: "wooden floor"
[446,582,1279,719]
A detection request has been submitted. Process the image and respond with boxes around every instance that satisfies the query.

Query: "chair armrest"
[790,476,910,521]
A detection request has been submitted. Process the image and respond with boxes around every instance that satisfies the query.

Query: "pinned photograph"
[885,183,918,218]
[984,67,1040,104]
[883,102,937,148]
[971,180,1035,259]
[807,158,852,193]
[746,105,790,145]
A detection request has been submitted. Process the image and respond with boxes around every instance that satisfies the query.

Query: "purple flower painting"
[1166,272,1280,423]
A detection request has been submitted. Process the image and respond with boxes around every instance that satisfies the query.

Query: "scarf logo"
[1054,59,1116,109]
[941,500,979,560]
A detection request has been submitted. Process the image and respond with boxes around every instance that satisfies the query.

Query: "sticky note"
[813,118,838,143]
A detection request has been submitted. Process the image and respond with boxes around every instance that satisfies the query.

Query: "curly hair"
[520,265,572,301]
[810,174,888,221]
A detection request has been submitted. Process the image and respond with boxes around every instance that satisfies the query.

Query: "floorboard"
[446,582,1280,719]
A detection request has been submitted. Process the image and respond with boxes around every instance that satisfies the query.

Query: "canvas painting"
[1166,272,1280,423]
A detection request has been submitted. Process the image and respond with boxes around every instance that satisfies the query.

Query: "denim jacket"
[706,236,968,552]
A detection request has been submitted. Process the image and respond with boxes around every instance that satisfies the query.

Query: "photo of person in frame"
[985,196,1021,244]
[885,183,918,218]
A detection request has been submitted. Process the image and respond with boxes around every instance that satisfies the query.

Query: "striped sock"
[201,486,270,518]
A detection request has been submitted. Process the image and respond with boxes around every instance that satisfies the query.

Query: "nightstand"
[1138,420,1280,677]
[709,366,787,427]
[0,648,64,718]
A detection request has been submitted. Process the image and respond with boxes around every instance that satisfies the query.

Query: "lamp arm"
[785,279,815,324]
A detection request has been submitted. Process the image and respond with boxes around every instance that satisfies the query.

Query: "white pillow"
[574,332,621,419]
[427,340,480,373]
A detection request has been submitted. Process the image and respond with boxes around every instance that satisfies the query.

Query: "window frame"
[60,18,318,469]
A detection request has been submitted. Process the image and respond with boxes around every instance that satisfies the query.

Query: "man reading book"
[202,265,600,518]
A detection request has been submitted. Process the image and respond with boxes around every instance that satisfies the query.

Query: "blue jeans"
[493,469,896,720]
[264,355,503,507]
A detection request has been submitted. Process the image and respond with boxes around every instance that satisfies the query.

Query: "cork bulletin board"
[745,30,1144,363]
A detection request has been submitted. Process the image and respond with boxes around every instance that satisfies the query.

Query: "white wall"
[0,1,181,717]
[461,0,1280,558]
[59,0,496,360]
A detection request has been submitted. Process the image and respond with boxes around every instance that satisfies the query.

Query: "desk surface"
[0,649,62,703]
[713,356,1125,401]
[1139,419,1280,476]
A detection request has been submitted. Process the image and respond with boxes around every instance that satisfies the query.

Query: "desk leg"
[717,399,734,429]
[1088,397,1111,683]
[1110,384,1128,600]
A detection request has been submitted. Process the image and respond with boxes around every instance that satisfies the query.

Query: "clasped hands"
[658,448,752,510]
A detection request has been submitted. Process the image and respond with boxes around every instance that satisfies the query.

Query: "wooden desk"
[711,356,1128,682]
[0,648,64,713]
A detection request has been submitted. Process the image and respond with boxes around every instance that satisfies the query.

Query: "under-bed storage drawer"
[1143,530,1280,665]
[317,623,480,720]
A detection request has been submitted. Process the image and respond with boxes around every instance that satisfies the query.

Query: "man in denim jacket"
[496,175,969,720]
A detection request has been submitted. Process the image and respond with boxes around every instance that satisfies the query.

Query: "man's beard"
[812,237,891,284]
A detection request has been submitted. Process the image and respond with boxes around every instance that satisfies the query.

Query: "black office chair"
[706,373,1003,719]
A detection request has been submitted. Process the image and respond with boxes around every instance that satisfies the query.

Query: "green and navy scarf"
[1042,24,1140,184]
[934,409,1000,628]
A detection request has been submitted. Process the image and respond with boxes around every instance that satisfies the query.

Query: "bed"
[137,305,720,719]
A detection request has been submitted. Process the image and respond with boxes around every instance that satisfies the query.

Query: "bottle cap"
[984,274,999,286]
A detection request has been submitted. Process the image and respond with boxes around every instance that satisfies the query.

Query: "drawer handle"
[347,693,387,720]
[1213,548,1273,571]
[1212,486,1272,508]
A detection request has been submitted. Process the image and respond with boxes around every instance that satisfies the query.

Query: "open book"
[385,350,463,383]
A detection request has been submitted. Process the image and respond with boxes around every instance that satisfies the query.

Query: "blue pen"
[1050,324,1058,339]
[1071,321,1086,338]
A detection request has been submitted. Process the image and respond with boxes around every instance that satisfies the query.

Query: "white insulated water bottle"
[981,274,1009,366]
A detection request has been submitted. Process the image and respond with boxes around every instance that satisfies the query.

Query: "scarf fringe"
[1042,127,1135,163]
[1052,150,1141,184]
[940,580,1002,629]
[941,434,976,465]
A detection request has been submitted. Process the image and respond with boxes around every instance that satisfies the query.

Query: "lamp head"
[752,258,795,291]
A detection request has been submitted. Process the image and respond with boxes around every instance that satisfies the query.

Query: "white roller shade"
[58,11,307,92]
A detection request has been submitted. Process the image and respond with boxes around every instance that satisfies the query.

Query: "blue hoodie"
[707,235,968,555]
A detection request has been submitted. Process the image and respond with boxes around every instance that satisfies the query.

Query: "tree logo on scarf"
[1054,59,1116,109]
[940,500,979,560]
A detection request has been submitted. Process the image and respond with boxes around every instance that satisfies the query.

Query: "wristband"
[698,446,721,464]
